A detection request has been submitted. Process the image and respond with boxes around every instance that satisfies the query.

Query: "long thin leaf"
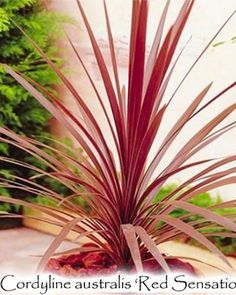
[135,226,170,273]
[37,217,84,272]
[121,224,143,272]
[158,215,232,268]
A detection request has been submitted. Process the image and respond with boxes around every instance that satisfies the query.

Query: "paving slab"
[0,227,74,275]
[0,227,236,276]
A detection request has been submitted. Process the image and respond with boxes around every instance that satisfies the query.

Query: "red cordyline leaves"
[1,0,236,274]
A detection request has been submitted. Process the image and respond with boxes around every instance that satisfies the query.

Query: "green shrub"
[0,0,67,214]
[154,183,221,220]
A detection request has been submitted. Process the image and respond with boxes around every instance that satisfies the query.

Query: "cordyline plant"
[1,0,236,275]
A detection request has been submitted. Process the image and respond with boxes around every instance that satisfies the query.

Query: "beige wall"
[49,0,236,199]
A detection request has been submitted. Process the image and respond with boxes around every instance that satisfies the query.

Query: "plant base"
[46,248,195,277]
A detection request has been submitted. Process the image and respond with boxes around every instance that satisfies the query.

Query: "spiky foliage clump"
[1,0,236,273]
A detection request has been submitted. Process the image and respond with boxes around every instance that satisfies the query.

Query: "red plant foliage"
[0,0,236,275]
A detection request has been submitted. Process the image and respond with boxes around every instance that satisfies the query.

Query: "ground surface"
[0,227,236,276]
[0,227,74,275]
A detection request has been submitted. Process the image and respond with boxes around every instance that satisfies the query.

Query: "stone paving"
[0,227,236,276]
[0,228,74,275]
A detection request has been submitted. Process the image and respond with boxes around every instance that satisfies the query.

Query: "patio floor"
[0,227,74,275]
[0,227,236,276]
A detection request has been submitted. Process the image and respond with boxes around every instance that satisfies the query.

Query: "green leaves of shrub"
[0,0,67,214]
[0,8,10,32]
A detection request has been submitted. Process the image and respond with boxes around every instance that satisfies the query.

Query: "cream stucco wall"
[49,0,236,199]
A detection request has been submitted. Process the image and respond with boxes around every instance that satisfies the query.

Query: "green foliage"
[154,183,220,220]
[213,36,236,47]
[0,0,67,214]
[0,8,10,32]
